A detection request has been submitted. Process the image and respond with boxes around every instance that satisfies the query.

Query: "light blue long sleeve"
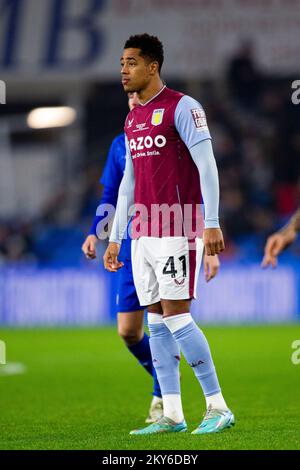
[189,139,220,229]
[109,140,135,244]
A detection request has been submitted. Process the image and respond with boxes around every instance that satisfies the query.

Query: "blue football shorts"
[116,235,145,313]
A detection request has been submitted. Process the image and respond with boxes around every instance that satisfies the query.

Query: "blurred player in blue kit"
[83,93,163,423]
[82,92,221,423]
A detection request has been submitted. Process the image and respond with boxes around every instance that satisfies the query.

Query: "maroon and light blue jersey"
[124,86,211,238]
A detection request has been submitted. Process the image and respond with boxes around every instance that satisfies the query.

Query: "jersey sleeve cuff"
[189,135,211,150]
[108,237,122,245]
[204,219,220,229]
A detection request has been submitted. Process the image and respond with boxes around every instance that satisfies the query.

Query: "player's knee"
[118,326,142,346]
[161,299,191,316]
[148,302,163,315]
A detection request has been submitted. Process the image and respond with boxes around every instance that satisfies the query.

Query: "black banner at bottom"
[0,450,299,466]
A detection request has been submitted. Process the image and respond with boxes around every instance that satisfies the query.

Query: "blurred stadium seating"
[0,0,299,325]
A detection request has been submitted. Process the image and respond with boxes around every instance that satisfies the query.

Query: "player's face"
[128,92,139,110]
[121,48,153,93]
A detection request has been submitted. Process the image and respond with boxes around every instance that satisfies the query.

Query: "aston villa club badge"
[151,109,164,126]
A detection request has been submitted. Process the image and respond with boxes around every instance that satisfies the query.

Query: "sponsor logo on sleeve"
[151,109,164,126]
[191,108,208,131]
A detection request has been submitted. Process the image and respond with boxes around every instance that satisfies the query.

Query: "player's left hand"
[103,242,124,272]
[203,228,225,256]
[204,253,220,282]
[82,234,98,260]
[261,228,296,268]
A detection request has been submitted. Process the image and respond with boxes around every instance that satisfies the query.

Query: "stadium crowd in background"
[0,46,299,265]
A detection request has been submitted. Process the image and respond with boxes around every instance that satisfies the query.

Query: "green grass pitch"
[0,325,300,450]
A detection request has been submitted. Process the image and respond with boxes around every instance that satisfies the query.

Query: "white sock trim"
[163,313,192,334]
[205,392,228,411]
[148,312,164,324]
[163,394,184,423]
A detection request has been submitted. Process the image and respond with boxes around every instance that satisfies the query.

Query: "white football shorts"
[131,236,204,306]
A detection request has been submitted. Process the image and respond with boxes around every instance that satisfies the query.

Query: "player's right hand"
[82,234,98,260]
[103,242,124,272]
[203,228,225,256]
[261,229,297,268]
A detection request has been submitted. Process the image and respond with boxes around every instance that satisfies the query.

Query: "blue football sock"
[148,322,181,396]
[128,333,162,397]
[166,317,221,397]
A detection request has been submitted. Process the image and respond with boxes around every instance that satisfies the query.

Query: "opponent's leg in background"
[118,310,162,422]
[162,299,234,434]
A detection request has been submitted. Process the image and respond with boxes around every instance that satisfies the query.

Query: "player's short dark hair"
[124,34,164,73]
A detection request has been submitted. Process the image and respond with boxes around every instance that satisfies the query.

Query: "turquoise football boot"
[130,416,187,435]
[191,406,235,434]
